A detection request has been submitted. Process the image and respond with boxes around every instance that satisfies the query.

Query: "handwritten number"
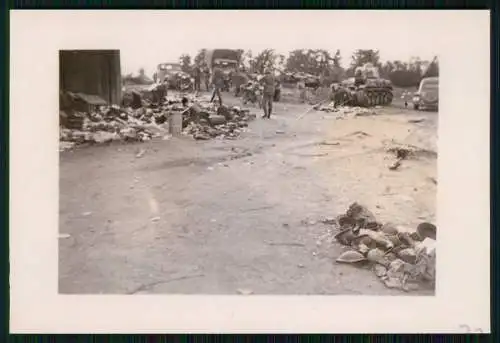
[459,324,484,333]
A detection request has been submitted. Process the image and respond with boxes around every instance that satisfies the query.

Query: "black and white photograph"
[10,10,490,332]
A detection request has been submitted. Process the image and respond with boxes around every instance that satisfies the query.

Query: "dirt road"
[59,92,437,295]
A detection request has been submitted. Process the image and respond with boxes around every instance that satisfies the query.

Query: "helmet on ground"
[397,248,417,264]
[366,248,388,265]
[381,223,399,235]
[417,222,436,240]
[334,228,356,246]
[336,214,356,229]
[336,250,366,264]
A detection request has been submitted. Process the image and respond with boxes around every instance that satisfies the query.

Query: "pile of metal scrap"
[331,202,436,292]
[59,91,257,151]
[59,104,171,151]
[182,105,256,140]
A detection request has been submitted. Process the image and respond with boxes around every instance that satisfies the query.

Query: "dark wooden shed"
[59,50,122,106]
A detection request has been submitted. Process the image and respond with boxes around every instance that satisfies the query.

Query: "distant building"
[59,50,122,106]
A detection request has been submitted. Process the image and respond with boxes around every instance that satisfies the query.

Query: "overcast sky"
[71,10,442,76]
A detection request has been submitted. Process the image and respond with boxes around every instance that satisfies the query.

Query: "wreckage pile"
[60,104,169,148]
[313,103,377,118]
[330,202,436,292]
[59,92,256,151]
[183,105,256,141]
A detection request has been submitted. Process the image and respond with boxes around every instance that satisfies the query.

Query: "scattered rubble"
[183,106,254,141]
[408,118,426,124]
[385,140,437,160]
[314,103,378,118]
[383,139,437,171]
[59,91,257,151]
[388,159,403,171]
[330,202,436,292]
[136,149,146,158]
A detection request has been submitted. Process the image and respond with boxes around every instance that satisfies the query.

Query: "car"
[413,77,439,111]
[153,63,193,91]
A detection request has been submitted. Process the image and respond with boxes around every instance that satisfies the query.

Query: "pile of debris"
[59,104,171,151]
[59,91,256,151]
[313,103,377,117]
[329,202,436,292]
[182,105,256,140]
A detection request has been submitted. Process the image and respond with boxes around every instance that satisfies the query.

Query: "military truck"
[204,49,240,91]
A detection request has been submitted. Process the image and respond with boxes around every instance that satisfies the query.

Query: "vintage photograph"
[58,15,438,296]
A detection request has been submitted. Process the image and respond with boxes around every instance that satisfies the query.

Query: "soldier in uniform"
[210,66,224,106]
[192,64,202,92]
[232,67,249,97]
[203,67,211,91]
[332,83,349,108]
[260,68,276,119]
[298,79,307,104]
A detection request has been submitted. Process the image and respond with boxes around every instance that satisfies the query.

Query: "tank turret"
[345,63,393,107]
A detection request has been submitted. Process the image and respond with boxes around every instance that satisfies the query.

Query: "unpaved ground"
[59,92,437,295]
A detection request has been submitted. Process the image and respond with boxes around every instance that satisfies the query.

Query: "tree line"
[177,49,439,88]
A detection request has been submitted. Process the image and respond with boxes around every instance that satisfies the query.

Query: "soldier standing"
[298,79,306,104]
[210,66,224,106]
[260,68,276,119]
[232,67,249,97]
[203,67,211,91]
[192,65,201,92]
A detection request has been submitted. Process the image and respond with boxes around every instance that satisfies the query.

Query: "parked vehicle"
[153,63,193,91]
[205,49,240,92]
[348,63,394,107]
[413,77,439,111]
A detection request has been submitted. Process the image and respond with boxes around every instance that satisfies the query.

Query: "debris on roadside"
[408,118,426,124]
[320,217,337,225]
[136,149,146,158]
[384,139,437,172]
[59,91,257,151]
[388,159,403,171]
[384,139,437,160]
[328,202,436,292]
[319,141,341,146]
[314,103,378,118]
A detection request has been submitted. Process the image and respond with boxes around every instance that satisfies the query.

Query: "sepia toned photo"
[58,31,438,296]
[11,10,491,333]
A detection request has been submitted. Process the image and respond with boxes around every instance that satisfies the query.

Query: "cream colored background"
[9,10,490,333]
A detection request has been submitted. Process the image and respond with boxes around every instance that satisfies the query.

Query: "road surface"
[59,91,437,295]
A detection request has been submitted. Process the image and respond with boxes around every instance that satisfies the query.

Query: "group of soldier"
[185,62,362,120]
[149,61,351,119]
[188,64,279,119]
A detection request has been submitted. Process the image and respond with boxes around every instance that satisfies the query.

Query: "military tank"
[339,63,394,107]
